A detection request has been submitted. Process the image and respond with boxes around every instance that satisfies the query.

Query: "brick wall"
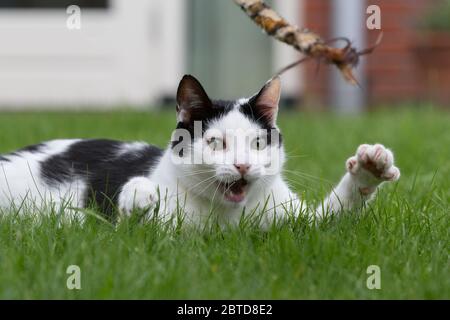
[303,0,331,109]
[303,0,437,108]
[366,0,431,105]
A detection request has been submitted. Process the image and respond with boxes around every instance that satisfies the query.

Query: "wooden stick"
[234,0,379,85]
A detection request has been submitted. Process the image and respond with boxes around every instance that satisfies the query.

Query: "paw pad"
[348,144,400,182]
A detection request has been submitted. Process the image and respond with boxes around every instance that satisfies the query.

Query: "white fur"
[0,139,85,215]
[116,142,148,157]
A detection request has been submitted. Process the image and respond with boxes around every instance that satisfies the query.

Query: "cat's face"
[171,75,285,206]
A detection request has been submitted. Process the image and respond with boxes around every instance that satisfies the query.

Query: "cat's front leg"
[258,177,306,227]
[317,144,400,217]
[118,177,161,217]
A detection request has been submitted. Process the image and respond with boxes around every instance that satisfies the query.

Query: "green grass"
[0,108,448,299]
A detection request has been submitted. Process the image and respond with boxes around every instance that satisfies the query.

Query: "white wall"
[0,0,185,109]
[330,0,366,112]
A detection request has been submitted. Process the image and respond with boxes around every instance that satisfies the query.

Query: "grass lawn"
[0,108,448,299]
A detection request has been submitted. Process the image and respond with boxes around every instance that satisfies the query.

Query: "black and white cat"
[0,75,400,225]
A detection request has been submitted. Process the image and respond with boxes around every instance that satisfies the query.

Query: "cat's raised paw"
[346,144,400,183]
[118,177,159,216]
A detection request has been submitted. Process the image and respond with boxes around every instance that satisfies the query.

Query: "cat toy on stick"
[234,0,382,85]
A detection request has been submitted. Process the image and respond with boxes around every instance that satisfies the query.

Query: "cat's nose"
[234,164,251,176]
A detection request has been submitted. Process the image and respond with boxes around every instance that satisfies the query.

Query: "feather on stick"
[234,0,381,85]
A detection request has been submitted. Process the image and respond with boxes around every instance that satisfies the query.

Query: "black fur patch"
[40,139,163,217]
[239,100,272,130]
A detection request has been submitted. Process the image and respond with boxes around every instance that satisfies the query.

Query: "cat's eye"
[207,137,225,151]
[251,136,267,150]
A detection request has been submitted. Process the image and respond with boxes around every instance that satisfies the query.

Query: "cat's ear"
[176,75,212,123]
[249,76,281,126]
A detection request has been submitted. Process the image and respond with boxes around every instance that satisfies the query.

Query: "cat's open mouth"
[218,178,248,203]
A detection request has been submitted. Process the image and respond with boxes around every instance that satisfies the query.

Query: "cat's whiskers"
[167,174,219,202]
[208,181,222,213]
[284,169,332,184]
[184,175,218,193]
[283,176,313,191]
[194,174,224,200]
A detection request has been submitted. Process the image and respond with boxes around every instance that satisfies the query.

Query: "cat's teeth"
[222,178,248,203]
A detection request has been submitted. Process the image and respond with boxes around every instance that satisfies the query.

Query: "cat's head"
[171,75,285,206]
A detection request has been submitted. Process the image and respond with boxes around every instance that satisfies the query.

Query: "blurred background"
[0,0,448,111]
